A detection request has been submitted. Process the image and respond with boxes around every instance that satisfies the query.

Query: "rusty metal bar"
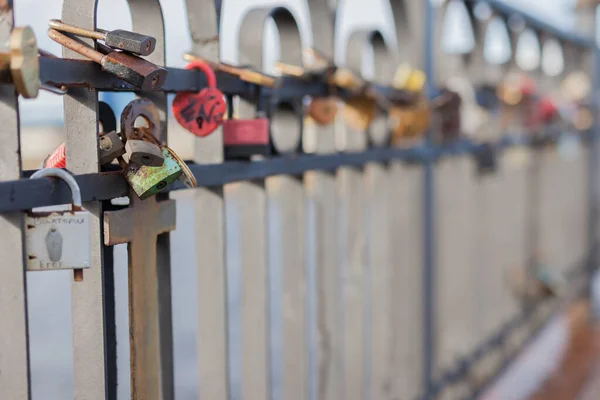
[0,3,31,398]
[126,1,174,397]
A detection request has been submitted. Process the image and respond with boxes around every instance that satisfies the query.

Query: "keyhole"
[141,155,151,164]
[196,116,204,129]
[156,181,167,190]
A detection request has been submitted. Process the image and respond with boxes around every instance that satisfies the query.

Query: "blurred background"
[14,0,598,399]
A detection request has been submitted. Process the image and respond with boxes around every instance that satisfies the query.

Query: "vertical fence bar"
[389,2,426,398]
[126,2,175,397]
[423,0,436,395]
[0,5,31,399]
[61,2,108,398]
[234,10,280,399]
[270,13,308,399]
[305,2,341,399]
[338,30,372,400]
[185,1,230,398]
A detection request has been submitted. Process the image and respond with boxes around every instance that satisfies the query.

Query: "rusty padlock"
[48,19,156,56]
[124,139,164,167]
[120,98,165,166]
[172,60,226,137]
[44,101,123,168]
[48,28,167,90]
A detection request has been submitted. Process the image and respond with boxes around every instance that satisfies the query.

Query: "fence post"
[305,2,341,399]
[184,1,230,399]
[0,5,31,399]
[60,1,109,398]
[423,0,436,396]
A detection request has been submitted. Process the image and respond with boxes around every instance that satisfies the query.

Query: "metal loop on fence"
[239,6,304,155]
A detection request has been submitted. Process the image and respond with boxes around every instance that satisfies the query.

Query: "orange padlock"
[307,97,338,125]
[172,60,226,137]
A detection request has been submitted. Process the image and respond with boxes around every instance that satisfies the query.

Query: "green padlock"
[125,146,182,200]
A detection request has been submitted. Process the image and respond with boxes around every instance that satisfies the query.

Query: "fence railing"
[0,0,597,399]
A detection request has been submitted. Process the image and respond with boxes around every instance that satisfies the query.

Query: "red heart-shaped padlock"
[172,61,226,137]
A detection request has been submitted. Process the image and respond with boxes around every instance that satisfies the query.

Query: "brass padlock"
[125,146,183,200]
[125,138,164,167]
[0,26,40,98]
[389,100,430,144]
[343,96,376,131]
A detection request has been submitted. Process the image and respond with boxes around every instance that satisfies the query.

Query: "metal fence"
[0,0,597,399]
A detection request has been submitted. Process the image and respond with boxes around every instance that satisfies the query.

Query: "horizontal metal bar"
[3,133,588,213]
[480,0,595,48]
[38,58,417,105]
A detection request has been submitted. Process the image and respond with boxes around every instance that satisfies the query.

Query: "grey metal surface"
[305,2,340,399]
[388,164,424,400]
[185,1,229,399]
[0,3,31,399]
[60,1,108,398]
[241,7,308,399]
[365,163,392,400]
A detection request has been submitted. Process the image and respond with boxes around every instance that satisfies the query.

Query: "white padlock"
[26,168,91,271]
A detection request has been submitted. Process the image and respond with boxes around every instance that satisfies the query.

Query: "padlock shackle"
[30,168,82,208]
[185,60,217,88]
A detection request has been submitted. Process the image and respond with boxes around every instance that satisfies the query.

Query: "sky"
[11,0,582,125]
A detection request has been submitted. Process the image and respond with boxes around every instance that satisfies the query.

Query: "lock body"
[26,210,91,271]
[98,131,126,165]
[102,51,167,90]
[223,118,271,159]
[307,97,337,125]
[125,139,164,167]
[104,30,156,56]
[125,146,183,199]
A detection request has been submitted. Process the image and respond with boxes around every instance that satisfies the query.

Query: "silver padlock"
[26,168,91,273]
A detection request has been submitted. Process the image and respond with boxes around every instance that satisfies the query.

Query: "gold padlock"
[389,64,429,143]
[0,26,40,98]
[392,63,426,94]
[343,96,376,131]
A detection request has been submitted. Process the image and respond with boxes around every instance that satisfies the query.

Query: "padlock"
[26,168,90,277]
[120,98,165,165]
[431,88,462,142]
[172,60,226,137]
[125,146,183,200]
[0,25,40,98]
[124,139,164,167]
[343,95,376,132]
[223,95,271,160]
[44,101,122,168]
[48,19,156,56]
[474,84,499,111]
[48,28,167,90]
[99,131,126,165]
[307,97,338,125]
[368,107,391,147]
